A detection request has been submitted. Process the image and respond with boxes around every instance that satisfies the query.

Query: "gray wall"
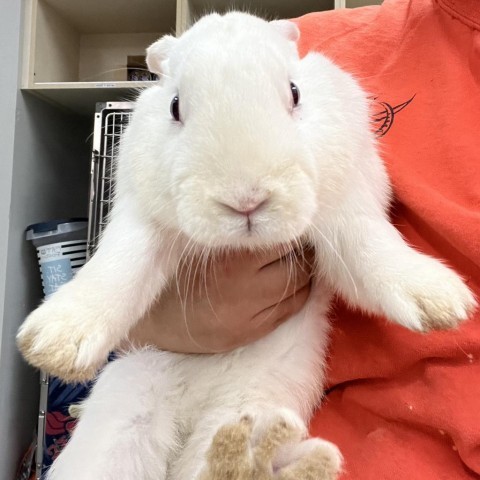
[0,0,21,358]
[0,2,92,477]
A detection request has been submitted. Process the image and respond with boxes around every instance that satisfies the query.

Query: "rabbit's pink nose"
[219,197,269,217]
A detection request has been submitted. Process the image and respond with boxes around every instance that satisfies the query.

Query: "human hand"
[128,246,314,353]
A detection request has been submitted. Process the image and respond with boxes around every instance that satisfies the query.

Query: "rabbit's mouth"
[173,173,317,250]
[176,207,312,251]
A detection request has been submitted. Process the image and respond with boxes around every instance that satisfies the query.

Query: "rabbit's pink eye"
[171,96,180,121]
[290,82,300,106]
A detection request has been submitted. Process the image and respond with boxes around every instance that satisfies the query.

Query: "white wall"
[0,2,92,477]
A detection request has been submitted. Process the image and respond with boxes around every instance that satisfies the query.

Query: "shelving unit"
[21,0,381,114]
[1,0,382,479]
[22,0,177,114]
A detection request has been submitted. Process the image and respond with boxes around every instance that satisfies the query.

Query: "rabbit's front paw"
[382,257,477,332]
[17,297,112,382]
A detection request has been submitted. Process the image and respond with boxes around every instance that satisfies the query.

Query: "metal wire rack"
[87,102,133,258]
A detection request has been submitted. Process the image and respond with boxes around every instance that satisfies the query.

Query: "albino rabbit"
[17,12,476,480]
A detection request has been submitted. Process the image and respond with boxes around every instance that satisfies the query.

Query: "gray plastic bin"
[26,219,88,298]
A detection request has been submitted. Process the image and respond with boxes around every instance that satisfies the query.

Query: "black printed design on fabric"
[372,95,415,137]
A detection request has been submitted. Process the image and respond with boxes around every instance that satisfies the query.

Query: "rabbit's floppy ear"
[269,20,300,43]
[146,35,178,76]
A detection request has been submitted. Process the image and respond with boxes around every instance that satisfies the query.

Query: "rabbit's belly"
[174,287,333,425]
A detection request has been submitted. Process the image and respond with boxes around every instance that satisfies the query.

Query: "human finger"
[255,247,314,302]
[252,244,298,270]
[250,282,312,328]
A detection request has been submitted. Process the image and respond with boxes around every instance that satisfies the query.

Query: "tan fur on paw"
[405,262,477,333]
[253,419,301,475]
[17,329,99,383]
[199,418,254,480]
[17,300,112,382]
[199,414,342,480]
[416,292,477,332]
[17,324,101,383]
[277,441,343,480]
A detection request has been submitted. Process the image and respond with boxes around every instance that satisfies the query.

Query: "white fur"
[17,12,476,480]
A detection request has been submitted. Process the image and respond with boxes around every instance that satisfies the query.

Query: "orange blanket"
[294,1,480,478]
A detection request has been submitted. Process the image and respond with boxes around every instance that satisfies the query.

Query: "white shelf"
[25,81,151,115]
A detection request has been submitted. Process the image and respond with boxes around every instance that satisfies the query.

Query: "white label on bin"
[38,244,63,261]
[36,240,87,298]
[40,259,73,296]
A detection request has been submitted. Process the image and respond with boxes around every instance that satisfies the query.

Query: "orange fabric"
[294,1,480,478]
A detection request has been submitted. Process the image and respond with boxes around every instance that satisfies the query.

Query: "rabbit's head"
[119,12,373,250]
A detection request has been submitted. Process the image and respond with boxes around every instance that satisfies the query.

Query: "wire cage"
[87,102,133,258]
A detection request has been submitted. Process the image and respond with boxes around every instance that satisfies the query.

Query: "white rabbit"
[17,12,476,480]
